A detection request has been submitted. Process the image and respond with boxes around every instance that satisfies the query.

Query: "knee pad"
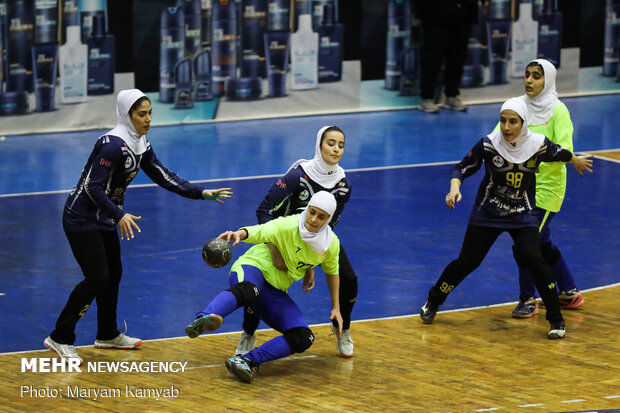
[228,281,259,307]
[540,242,562,265]
[283,327,314,354]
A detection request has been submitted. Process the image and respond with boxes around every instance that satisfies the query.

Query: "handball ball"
[202,238,232,268]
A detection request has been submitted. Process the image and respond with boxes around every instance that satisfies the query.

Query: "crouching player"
[184,191,342,383]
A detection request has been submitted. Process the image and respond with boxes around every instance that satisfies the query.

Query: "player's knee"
[283,327,314,353]
[87,268,110,289]
[540,242,562,265]
[228,281,259,307]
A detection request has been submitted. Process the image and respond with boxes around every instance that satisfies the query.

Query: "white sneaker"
[444,96,468,111]
[547,321,566,340]
[44,336,83,364]
[235,331,257,356]
[94,333,142,349]
[420,99,440,113]
[331,325,354,358]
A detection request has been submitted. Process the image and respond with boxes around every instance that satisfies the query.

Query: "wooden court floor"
[1,286,619,413]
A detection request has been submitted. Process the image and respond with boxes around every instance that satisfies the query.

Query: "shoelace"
[65,345,79,357]
[339,332,353,344]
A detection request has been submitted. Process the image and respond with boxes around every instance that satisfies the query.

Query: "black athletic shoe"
[420,300,439,324]
[225,355,257,383]
[184,314,223,338]
[547,320,566,339]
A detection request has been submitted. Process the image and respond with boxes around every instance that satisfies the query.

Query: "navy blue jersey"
[63,135,204,231]
[452,137,572,228]
[256,165,351,228]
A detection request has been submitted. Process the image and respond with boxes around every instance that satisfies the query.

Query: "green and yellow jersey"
[231,215,340,292]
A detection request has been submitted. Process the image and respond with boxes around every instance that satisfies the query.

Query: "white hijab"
[488,97,545,164]
[105,89,149,155]
[298,191,337,254]
[522,59,559,126]
[288,126,346,188]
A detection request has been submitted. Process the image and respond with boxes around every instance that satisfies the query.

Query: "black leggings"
[428,225,563,323]
[242,245,358,333]
[50,229,122,344]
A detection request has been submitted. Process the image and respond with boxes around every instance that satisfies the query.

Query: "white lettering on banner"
[20,358,188,374]
[86,361,188,373]
[21,358,82,373]
[66,386,121,400]
[125,385,180,399]
[19,385,180,399]
[20,385,62,398]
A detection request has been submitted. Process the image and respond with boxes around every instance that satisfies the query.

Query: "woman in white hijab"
[419,97,593,340]
[45,90,232,364]
[241,126,357,358]
[184,191,343,383]
[510,59,586,317]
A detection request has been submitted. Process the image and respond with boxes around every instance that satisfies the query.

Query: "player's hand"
[303,267,315,293]
[218,230,244,246]
[202,188,233,204]
[445,189,462,209]
[330,309,343,337]
[569,154,593,177]
[118,213,142,240]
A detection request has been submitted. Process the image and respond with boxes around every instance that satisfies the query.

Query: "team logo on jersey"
[527,159,536,169]
[299,189,309,201]
[124,155,134,169]
[492,155,504,168]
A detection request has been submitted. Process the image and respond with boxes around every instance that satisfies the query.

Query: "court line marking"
[3,281,619,357]
[591,154,620,164]
[0,161,458,199]
[2,154,620,198]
